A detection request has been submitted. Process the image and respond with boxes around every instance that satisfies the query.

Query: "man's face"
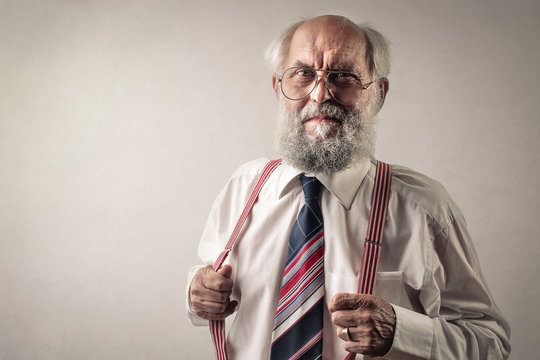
[275,17,375,140]
[274,17,384,174]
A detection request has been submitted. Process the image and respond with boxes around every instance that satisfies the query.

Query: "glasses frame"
[278,66,376,106]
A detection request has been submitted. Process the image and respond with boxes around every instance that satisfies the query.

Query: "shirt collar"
[277,157,372,209]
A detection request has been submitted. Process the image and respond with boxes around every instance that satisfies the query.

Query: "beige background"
[1,0,539,359]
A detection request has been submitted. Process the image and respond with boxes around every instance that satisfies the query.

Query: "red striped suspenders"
[209,159,283,360]
[208,160,392,360]
[359,161,392,294]
[345,160,392,360]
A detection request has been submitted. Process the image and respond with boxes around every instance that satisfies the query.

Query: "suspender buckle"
[364,238,382,246]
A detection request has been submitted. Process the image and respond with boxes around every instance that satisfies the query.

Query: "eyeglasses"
[278,66,375,106]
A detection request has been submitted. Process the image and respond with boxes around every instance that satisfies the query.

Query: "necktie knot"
[300,175,323,200]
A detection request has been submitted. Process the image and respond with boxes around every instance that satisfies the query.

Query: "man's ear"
[272,75,280,99]
[378,77,390,109]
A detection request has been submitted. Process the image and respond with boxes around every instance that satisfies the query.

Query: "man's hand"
[329,293,396,356]
[189,265,237,321]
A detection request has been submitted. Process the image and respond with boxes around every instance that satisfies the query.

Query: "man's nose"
[310,75,332,103]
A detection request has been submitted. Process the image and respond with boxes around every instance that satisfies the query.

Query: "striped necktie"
[271,175,324,360]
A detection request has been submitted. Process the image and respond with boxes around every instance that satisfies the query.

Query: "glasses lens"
[281,67,317,100]
[280,67,365,105]
[327,73,363,105]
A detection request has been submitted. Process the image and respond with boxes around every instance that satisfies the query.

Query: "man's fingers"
[192,297,236,314]
[194,300,238,321]
[329,292,362,312]
[189,265,237,321]
[332,309,370,327]
[199,265,234,292]
[342,338,379,355]
[190,278,232,303]
[217,264,233,278]
[329,293,380,312]
[330,293,396,357]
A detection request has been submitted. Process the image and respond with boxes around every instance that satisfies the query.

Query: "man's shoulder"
[390,164,448,200]
[388,163,463,226]
[229,158,275,181]
[224,157,290,190]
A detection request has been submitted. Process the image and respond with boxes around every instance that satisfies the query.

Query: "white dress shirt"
[187,158,510,359]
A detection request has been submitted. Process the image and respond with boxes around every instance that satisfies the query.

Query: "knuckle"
[216,302,228,313]
[218,279,233,292]
[359,312,371,322]
[215,281,227,292]
[363,296,376,308]
[191,298,202,309]
[218,292,230,302]
[338,293,351,305]
[190,286,202,297]
[194,310,206,318]
[358,327,371,337]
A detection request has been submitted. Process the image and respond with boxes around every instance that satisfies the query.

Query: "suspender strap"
[344,160,392,360]
[358,160,392,294]
[209,159,282,360]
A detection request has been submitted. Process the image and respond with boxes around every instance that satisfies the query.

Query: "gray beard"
[276,95,379,174]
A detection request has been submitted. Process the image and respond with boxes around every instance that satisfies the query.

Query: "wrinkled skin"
[329,293,396,356]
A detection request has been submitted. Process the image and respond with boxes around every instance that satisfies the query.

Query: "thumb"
[217,264,233,278]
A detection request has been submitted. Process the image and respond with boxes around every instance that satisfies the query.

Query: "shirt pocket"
[373,271,412,309]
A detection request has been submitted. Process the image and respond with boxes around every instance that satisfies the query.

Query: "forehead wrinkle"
[287,24,368,71]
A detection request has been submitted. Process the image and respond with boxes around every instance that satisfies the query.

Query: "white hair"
[264,20,304,76]
[361,24,391,79]
[264,18,391,80]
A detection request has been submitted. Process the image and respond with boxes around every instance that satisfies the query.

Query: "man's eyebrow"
[290,61,361,73]
[332,64,360,73]
[291,60,311,68]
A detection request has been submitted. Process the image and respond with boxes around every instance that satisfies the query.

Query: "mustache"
[298,102,350,123]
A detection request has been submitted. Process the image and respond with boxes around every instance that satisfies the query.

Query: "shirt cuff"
[186,265,209,326]
[383,305,433,359]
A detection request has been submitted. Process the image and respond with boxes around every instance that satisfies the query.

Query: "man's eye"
[296,69,314,77]
[334,72,359,80]
[331,72,360,85]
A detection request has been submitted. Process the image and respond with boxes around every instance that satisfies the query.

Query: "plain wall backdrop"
[1,0,539,359]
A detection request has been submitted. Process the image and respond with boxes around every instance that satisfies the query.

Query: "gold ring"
[341,327,351,341]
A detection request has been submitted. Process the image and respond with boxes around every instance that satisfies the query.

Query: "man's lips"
[302,115,342,125]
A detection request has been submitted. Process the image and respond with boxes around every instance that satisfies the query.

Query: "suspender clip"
[364,238,382,247]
